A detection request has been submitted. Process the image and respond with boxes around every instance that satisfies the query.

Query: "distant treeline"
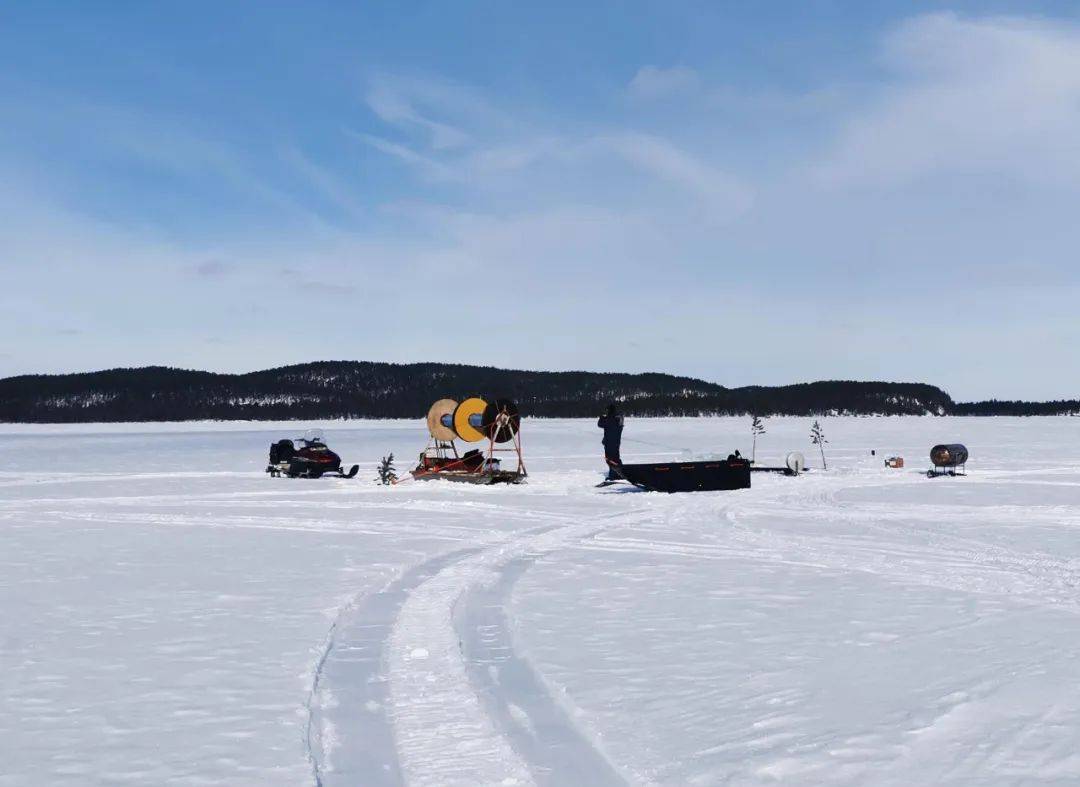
[953,399,1080,416]
[0,361,1074,422]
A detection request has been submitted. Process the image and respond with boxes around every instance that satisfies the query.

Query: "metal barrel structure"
[930,444,968,468]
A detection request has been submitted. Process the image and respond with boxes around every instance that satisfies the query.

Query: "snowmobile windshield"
[302,428,325,444]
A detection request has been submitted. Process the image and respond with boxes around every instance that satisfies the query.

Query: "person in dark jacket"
[597,403,624,479]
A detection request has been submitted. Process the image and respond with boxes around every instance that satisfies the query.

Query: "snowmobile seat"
[270,439,296,464]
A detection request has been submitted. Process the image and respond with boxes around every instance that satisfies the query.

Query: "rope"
[621,436,692,454]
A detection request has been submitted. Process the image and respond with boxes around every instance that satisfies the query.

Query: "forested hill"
[0,361,1074,422]
[952,399,1080,416]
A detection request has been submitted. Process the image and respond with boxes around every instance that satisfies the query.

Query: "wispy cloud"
[361,74,750,220]
[593,132,752,218]
[627,66,700,99]
[348,131,453,180]
[279,146,367,220]
[0,78,316,227]
[815,13,1080,186]
[365,75,486,150]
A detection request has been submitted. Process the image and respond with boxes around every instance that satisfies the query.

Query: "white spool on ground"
[785,451,805,475]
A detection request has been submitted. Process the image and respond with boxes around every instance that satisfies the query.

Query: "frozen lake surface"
[3,416,1080,785]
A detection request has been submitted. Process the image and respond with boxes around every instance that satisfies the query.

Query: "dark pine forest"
[0,362,1076,422]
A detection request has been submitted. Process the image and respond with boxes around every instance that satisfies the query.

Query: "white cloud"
[816,13,1080,186]
[0,81,318,226]
[278,146,367,219]
[361,74,749,219]
[365,75,502,151]
[468,138,565,176]
[349,131,455,181]
[627,66,700,99]
[594,133,752,219]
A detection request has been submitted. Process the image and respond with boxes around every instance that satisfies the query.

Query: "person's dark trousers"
[604,445,621,479]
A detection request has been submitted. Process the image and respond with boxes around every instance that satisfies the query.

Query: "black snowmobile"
[266,430,359,479]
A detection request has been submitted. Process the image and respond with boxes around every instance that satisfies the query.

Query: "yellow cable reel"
[452,397,488,442]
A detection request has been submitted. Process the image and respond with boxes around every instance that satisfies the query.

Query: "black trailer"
[611,458,751,492]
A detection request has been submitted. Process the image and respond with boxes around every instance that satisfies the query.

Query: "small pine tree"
[750,415,766,464]
[810,420,828,470]
[376,453,398,485]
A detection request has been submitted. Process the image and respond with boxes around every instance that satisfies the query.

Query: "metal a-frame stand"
[424,438,459,463]
[485,406,527,477]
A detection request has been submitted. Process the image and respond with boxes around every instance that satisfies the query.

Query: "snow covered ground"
[2,416,1080,785]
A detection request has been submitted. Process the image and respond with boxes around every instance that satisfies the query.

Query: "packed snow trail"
[457,555,626,786]
[313,506,649,786]
[383,511,648,786]
[308,548,480,786]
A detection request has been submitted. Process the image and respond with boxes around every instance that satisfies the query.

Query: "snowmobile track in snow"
[456,554,626,786]
[310,508,648,786]
[307,548,481,787]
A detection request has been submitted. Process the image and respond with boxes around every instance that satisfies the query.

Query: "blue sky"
[2,1,1080,400]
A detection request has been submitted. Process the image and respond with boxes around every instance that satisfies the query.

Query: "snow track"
[311,511,645,786]
[308,548,481,786]
[384,512,648,786]
[457,555,626,786]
